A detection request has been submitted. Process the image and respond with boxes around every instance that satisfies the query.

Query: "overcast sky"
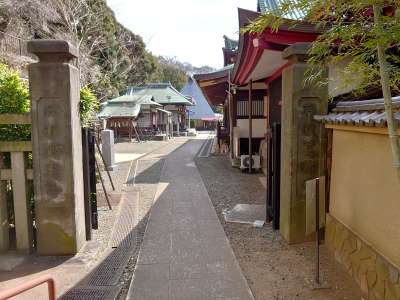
[106,0,256,69]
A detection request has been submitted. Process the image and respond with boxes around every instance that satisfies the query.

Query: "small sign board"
[305,176,326,236]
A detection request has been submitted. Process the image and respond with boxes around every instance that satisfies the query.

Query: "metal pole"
[94,137,115,191]
[81,128,92,241]
[248,80,253,173]
[95,156,112,210]
[316,177,320,285]
[88,129,98,230]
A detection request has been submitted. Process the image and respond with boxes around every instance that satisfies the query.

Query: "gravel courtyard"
[195,154,363,300]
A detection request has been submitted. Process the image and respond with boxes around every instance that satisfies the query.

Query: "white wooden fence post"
[11,152,33,253]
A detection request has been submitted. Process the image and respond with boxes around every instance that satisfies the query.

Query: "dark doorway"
[266,77,282,230]
[266,123,281,230]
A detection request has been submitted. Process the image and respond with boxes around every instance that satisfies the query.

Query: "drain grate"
[109,192,139,248]
[198,137,214,157]
[125,160,138,186]
[85,247,131,286]
[60,286,120,300]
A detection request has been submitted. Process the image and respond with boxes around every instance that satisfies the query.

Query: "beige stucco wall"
[329,127,400,268]
[237,119,266,138]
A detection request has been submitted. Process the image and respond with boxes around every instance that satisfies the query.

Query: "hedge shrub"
[0,63,30,141]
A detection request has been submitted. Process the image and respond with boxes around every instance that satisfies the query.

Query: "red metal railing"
[0,275,56,300]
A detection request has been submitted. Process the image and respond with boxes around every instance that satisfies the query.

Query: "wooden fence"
[0,113,34,254]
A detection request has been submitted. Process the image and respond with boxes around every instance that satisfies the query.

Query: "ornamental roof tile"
[223,35,239,51]
[315,96,400,127]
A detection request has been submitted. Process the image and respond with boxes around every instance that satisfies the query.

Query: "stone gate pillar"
[280,43,328,244]
[28,40,85,255]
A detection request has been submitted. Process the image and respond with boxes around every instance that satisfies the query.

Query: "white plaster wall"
[237,119,266,138]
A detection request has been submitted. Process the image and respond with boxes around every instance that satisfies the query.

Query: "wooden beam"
[0,141,32,152]
[11,152,33,253]
[0,113,31,125]
[236,82,268,90]
[198,78,226,88]
[0,169,34,180]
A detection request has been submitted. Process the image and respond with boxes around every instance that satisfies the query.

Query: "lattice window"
[237,99,264,118]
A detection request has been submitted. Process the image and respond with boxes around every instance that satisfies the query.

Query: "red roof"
[232,8,319,85]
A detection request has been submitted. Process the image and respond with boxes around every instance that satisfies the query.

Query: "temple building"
[98,94,172,140]
[126,83,194,135]
[195,5,324,241]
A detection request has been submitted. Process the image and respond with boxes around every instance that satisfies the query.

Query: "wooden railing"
[0,113,34,253]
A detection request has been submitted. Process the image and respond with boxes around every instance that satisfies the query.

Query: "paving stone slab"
[127,138,254,300]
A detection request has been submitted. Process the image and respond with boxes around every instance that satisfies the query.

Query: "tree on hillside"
[0,0,157,100]
[49,0,156,99]
[150,56,187,90]
[246,0,400,180]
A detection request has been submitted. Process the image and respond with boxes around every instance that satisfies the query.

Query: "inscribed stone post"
[280,43,328,244]
[28,40,86,255]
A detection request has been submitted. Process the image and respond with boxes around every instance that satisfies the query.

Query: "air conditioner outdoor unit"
[240,155,260,170]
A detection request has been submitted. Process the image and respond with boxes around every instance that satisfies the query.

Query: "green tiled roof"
[98,102,141,118]
[126,83,193,106]
[257,0,305,19]
[98,95,160,118]
[108,95,161,106]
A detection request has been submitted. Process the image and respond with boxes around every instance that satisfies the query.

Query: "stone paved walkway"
[127,138,254,300]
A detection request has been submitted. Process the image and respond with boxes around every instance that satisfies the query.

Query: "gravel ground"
[195,155,363,300]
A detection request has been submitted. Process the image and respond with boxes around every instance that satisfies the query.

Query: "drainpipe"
[249,80,253,173]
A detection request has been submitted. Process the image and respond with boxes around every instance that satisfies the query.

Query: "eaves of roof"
[315,96,400,127]
[232,8,319,85]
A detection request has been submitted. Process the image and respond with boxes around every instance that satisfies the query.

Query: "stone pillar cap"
[27,40,78,62]
[282,42,311,61]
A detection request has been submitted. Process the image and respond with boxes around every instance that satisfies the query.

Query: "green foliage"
[1,0,207,103]
[0,63,30,141]
[150,56,187,90]
[214,106,224,114]
[245,0,400,97]
[80,86,99,127]
[75,0,158,100]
